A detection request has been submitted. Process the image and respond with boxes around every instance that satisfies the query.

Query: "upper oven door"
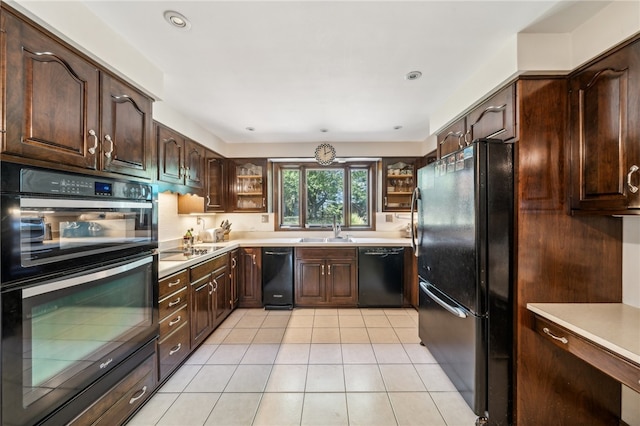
[1,195,155,285]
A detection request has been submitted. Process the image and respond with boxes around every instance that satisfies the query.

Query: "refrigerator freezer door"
[418,280,487,417]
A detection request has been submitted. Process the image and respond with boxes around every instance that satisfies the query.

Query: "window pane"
[306,169,344,226]
[350,169,369,226]
[282,169,300,226]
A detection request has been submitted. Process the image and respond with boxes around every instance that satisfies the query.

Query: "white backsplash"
[157,192,410,243]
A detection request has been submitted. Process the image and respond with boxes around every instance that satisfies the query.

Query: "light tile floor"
[128,308,477,426]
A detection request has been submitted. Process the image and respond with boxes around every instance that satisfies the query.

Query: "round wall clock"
[315,143,336,165]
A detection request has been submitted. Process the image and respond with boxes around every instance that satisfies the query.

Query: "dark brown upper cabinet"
[100,74,153,179]
[2,9,153,178]
[570,38,640,213]
[156,121,205,194]
[3,10,100,170]
[382,158,417,212]
[466,84,515,142]
[229,159,267,212]
[437,117,466,158]
[205,152,227,212]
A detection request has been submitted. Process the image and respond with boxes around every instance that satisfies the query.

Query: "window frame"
[273,161,377,232]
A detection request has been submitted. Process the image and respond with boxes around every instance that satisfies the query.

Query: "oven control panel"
[19,168,152,200]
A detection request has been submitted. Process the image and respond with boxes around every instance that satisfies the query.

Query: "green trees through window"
[276,162,375,230]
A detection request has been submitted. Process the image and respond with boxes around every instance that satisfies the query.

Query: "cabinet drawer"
[534,315,640,393]
[159,269,189,300]
[70,354,156,426]
[296,247,357,260]
[159,304,188,339]
[159,286,188,320]
[158,323,191,380]
[191,253,229,282]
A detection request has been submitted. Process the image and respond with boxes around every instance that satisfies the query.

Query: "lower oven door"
[1,255,158,426]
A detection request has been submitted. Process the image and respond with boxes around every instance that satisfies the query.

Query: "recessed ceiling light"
[164,10,191,30]
[320,129,329,133]
[405,71,422,81]
[394,125,403,130]
[246,127,255,131]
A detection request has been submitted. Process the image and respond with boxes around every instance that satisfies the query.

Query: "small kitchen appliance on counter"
[199,227,224,243]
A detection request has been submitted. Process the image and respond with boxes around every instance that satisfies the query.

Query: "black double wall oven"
[1,161,158,426]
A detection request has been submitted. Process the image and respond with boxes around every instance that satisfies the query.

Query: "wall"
[158,192,409,244]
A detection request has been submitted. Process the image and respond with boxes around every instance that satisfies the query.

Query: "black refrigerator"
[412,139,513,426]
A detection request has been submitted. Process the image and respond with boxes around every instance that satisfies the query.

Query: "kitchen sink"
[299,237,354,243]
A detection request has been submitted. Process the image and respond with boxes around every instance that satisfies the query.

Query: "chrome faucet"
[332,215,341,238]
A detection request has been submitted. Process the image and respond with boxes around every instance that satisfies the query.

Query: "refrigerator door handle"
[410,187,420,257]
[420,281,467,319]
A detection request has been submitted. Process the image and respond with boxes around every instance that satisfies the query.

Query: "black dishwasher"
[262,247,294,310]
[358,247,405,307]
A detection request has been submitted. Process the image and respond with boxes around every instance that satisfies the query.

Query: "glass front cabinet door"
[382,158,416,212]
[231,159,267,212]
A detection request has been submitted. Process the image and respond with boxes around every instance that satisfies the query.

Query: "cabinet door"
[156,123,184,185]
[238,247,262,308]
[212,267,229,327]
[230,159,267,212]
[100,73,153,179]
[570,40,640,211]
[3,11,99,169]
[206,154,227,212]
[466,84,515,142]
[437,117,466,158]
[185,139,205,189]
[326,260,357,306]
[229,250,239,309]
[382,158,416,212]
[295,259,326,306]
[190,276,213,347]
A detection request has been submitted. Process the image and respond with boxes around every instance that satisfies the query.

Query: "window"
[275,162,376,231]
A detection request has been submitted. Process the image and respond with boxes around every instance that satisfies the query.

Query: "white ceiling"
[80,1,611,144]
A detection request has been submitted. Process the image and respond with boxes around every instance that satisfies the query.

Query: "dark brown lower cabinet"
[294,248,357,307]
[238,247,262,308]
[190,253,229,348]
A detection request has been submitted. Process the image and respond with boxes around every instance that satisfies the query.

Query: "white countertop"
[158,237,412,278]
[527,303,640,365]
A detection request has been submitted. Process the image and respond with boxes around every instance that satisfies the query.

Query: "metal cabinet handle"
[383,196,388,207]
[103,135,113,159]
[263,197,266,208]
[627,165,639,194]
[213,278,218,291]
[463,131,472,146]
[321,265,325,275]
[168,278,181,287]
[129,386,147,404]
[542,327,568,344]
[231,258,237,268]
[88,129,99,155]
[209,281,214,295]
[168,297,181,308]
[252,254,256,265]
[169,343,182,356]
[328,265,331,275]
[206,195,211,207]
[168,315,181,327]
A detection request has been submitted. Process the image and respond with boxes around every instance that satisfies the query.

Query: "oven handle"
[22,256,153,299]
[20,198,152,209]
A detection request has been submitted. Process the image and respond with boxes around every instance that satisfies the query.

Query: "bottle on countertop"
[183,228,194,252]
